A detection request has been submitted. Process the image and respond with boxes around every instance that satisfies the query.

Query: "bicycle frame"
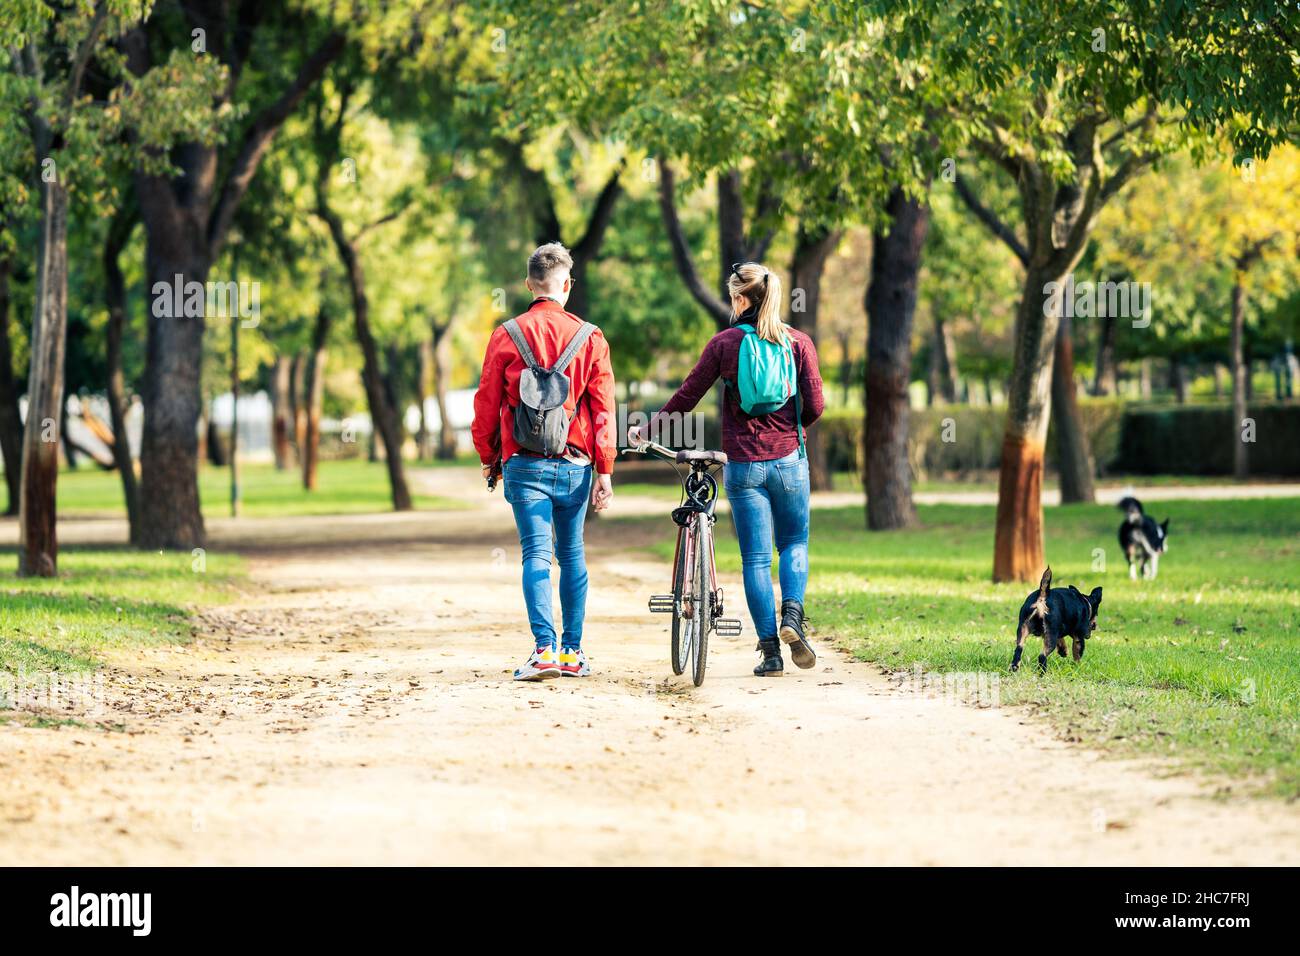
[635,439,743,684]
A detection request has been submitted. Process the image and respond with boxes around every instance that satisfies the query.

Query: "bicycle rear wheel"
[691,514,713,687]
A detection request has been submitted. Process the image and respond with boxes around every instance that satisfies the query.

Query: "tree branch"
[208,31,346,259]
[657,159,731,327]
[497,136,562,246]
[65,2,109,109]
[1099,149,1160,203]
[354,198,413,242]
[953,173,1029,266]
[570,160,625,265]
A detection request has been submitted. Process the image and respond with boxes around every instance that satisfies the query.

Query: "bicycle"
[630,438,743,686]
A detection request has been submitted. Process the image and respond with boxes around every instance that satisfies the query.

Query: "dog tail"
[1033,566,1052,618]
[1118,496,1144,524]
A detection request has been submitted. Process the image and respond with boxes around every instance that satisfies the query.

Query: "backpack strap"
[551,321,597,375]
[502,319,540,370]
[722,323,755,404]
[791,337,806,459]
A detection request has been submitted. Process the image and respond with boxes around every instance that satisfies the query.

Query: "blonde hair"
[727,262,787,344]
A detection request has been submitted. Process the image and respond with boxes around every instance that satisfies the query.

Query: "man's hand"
[591,473,613,512]
[481,463,494,479]
[627,425,647,448]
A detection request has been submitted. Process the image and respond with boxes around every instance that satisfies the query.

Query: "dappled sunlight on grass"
[0,547,244,679]
[54,459,460,518]
[624,495,1300,796]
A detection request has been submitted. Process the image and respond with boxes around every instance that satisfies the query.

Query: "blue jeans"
[503,456,592,650]
[723,450,810,640]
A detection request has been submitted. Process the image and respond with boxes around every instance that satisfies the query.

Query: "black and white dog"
[1118,496,1169,580]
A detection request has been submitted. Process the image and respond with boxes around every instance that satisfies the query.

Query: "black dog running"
[1012,567,1103,674]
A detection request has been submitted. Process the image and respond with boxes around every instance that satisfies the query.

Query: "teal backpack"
[730,323,805,456]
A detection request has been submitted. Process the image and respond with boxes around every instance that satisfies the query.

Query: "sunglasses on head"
[731,262,769,284]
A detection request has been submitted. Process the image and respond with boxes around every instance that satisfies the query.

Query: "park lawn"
[0,547,244,719]
[615,481,686,501]
[637,497,1300,797]
[838,472,1281,494]
[54,458,461,517]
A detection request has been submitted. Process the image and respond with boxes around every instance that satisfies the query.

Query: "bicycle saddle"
[675,449,727,465]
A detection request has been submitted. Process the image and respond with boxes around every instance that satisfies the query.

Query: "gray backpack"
[502,317,597,456]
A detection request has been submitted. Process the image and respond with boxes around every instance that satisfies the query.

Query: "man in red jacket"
[472,243,616,681]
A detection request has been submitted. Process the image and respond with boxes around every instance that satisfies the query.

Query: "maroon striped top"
[651,325,825,463]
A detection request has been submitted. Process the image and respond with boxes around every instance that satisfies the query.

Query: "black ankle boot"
[779,599,816,669]
[754,639,784,677]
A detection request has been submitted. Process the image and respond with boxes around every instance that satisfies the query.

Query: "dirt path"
[1,471,1297,865]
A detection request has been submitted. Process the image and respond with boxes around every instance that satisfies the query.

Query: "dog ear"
[1161,518,1170,533]
[1089,586,1103,608]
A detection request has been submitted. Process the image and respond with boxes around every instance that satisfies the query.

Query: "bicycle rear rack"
[648,594,675,614]
[715,618,743,637]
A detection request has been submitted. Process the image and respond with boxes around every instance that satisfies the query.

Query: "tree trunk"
[271,355,293,469]
[1051,314,1095,503]
[0,256,24,516]
[929,315,958,404]
[206,411,226,467]
[837,330,852,407]
[103,210,141,539]
[291,350,308,456]
[18,177,69,576]
[432,321,457,460]
[788,223,841,491]
[60,396,78,470]
[1231,276,1249,480]
[1138,359,1153,398]
[864,190,929,530]
[1092,312,1117,396]
[1169,358,1189,403]
[383,342,406,455]
[318,201,411,510]
[229,312,240,517]
[416,339,432,460]
[302,307,329,491]
[993,264,1061,583]
[135,222,209,548]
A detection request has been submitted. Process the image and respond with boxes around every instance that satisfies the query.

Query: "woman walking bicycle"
[632,262,825,677]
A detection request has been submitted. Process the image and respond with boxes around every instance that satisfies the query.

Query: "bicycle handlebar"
[629,440,678,464]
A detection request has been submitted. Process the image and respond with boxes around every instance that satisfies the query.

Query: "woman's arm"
[797,335,825,427]
[649,336,724,435]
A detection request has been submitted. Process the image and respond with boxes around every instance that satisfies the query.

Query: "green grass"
[634,497,1300,797]
[615,481,687,501]
[0,547,244,712]
[836,472,1287,495]
[55,458,460,517]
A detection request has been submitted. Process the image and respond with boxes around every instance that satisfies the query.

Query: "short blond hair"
[528,242,573,286]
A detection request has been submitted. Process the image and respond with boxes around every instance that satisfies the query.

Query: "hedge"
[818,400,1299,478]
[1116,403,1300,476]
[625,398,1300,477]
[818,400,1127,479]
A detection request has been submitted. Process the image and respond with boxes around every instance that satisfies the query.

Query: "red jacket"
[472,298,617,474]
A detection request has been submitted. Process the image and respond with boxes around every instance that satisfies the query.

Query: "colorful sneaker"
[559,646,590,677]
[514,645,560,681]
